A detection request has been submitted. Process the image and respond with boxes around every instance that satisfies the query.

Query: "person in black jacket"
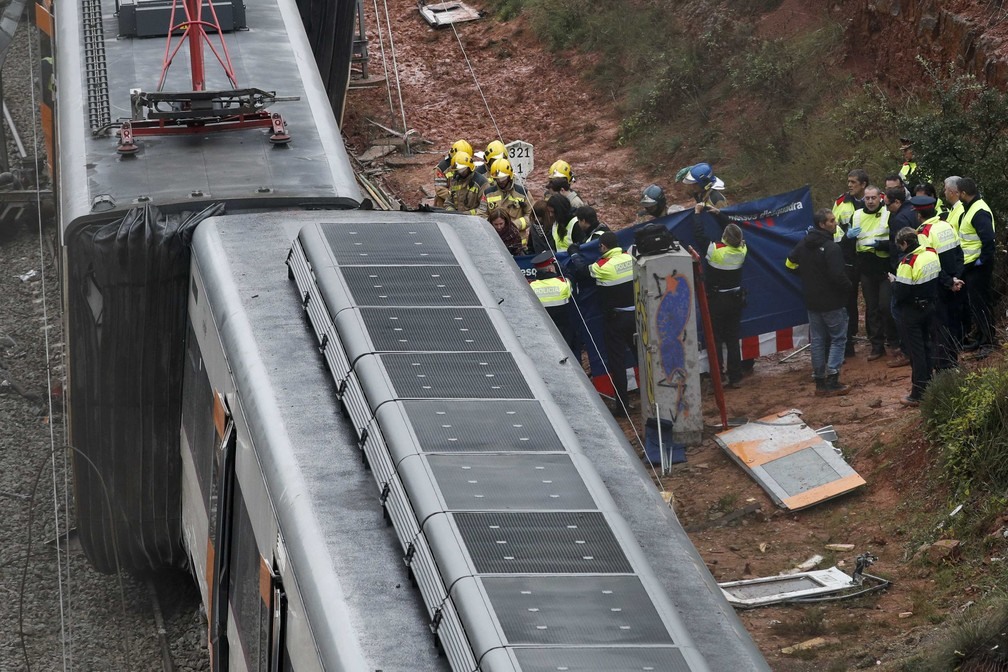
[786,209,853,396]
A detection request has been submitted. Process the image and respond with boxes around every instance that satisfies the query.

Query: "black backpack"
[634,222,679,257]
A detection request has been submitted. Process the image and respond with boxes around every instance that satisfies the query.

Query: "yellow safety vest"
[590,247,634,286]
[916,215,959,254]
[853,207,890,258]
[899,161,917,184]
[895,245,940,286]
[530,277,571,307]
[959,198,995,265]
[832,195,857,228]
[706,241,747,270]
[551,217,577,252]
[946,200,964,235]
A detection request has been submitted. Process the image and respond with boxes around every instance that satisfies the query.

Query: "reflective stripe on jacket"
[706,241,747,271]
[895,246,940,285]
[959,198,995,265]
[917,216,959,254]
[530,277,571,307]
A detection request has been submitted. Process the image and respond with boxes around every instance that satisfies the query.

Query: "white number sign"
[505,140,534,186]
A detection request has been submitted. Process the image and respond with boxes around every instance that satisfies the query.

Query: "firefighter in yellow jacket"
[482,158,533,243]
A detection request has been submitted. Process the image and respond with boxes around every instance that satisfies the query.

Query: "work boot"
[887,353,910,368]
[867,348,885,361]
[813,377,827,396]
[822,373,849,396]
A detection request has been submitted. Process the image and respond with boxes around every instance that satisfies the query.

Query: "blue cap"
[908,195,937,210]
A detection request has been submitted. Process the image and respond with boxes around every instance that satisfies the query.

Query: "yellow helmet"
[453,150,475,173]
[549,159,574,182]
[490,158,514,180]
[449,139,473,158]
[485,140,507,163]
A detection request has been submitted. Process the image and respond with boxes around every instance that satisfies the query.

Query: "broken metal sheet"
[719,566,854,608]
[418,1,481,28]
[714,410,865,511]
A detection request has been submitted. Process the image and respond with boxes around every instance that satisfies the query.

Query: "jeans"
[808,308,848,379]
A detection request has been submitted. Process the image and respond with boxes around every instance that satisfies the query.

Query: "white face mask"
[495,176,510,189]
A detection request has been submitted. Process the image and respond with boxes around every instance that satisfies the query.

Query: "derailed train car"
[41,0,771,667]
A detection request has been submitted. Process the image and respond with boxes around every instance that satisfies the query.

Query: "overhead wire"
[380,0,410,151]
[369,0,396,132]
[26,22,70,672]
[444,20,667,493]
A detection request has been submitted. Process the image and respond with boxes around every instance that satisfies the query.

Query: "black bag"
[634,222,678,257]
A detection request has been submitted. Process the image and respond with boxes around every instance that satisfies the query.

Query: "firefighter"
[433,139,472,207]
[544,159,585,210]
[444,151,488,217]
[482,158,533,244]
[678,162,728,209]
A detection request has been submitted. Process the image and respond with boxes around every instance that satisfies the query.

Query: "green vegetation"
[901,597,1008,671]
[501,0,1008,220]
[921,365,1008,498]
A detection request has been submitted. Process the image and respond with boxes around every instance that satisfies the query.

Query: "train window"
[229,479,266,669]
[268,565,287,672]
[182,321,215,508]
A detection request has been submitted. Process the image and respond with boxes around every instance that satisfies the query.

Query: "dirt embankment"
[343,1,1008,669]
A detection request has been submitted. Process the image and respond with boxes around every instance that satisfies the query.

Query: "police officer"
[884,186,919,368]
[911,195,965,370]
[444,151,489,217]
[569,231,636,409]
[482,158,533,244]
[957,177,997,356]
[695,207,747,388]
[529,251,575,350]
[943,175,964,234]
[434,139,472,207]
[833,169,869,355]
[889,227,941,406]
[852,186,898,360]
[898,138,918,189]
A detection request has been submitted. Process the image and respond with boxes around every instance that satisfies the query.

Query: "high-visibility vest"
[853,207,890,257]
[551,217,577,252]
[946,200,964,234]
[590,247,635,310]
[832,194,858,228]
[899,161,917,184]
[896,245,940,286]
[530,276,571,307]
[959,198,994,265]
[917,215,959,254]
[706,241,747,270]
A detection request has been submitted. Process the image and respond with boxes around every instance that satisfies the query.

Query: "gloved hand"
[567,244,580,256]
[846,226,861,239]
[861,240,877,249]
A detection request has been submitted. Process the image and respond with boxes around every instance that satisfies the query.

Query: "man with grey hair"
[943,175,963,233]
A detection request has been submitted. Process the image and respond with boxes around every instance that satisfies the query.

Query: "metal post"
[187,0,204,91]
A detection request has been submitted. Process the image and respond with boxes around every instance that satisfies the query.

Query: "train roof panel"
[193,209,770,671]
[55,0,360,228]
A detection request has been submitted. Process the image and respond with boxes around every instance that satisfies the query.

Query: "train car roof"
[191,211,770,672]
[55,0,361,232]
[192,217,449,670]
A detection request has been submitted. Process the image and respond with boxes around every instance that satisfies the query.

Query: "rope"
[27,23,70,671]
[379,0,409,151]
[443,21,666,494]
